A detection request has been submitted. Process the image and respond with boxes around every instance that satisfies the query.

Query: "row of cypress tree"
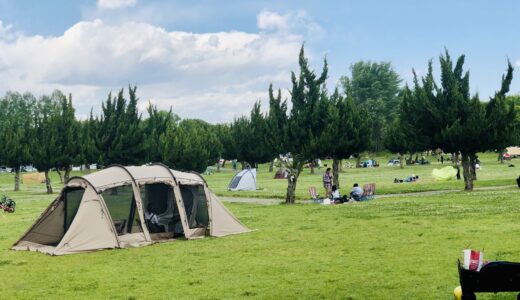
[0,47,518,201]
[234,47,519,202]
[0,87,224,194]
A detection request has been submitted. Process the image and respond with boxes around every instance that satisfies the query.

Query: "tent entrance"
[180,184,209,232]
[64,187,85,232]
[140,183,184,240]
[101,185,143,236]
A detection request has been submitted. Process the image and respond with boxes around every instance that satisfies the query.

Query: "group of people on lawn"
[322,168,364,203]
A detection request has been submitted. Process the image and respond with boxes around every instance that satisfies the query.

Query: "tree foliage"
[282,46,329,203]
[317,88,371,186]
[0,92,36,190]
[142,103,179,163]
[161,119,222,173]
[340,61,401,151]
[96,86,145,166]
[397,51,515,190]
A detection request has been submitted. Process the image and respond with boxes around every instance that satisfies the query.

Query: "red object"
[469,251,481,271]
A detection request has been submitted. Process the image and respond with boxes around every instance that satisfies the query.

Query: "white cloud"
[97,0,137,10]
[516,59,520,67]
[0,13,309,122]
[257,9,325,39]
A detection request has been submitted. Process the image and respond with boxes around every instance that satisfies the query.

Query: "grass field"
[207,152,519,200]
[0,152,520,299]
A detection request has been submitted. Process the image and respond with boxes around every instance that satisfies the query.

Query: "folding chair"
[308,186,321,203]
[361,183,376,201]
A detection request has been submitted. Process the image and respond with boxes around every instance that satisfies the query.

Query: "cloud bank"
[0,10,318,122]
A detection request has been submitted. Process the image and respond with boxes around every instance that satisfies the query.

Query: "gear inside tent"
[228,168,257,191]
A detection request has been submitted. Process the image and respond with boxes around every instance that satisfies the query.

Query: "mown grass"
[206,152,519,200]
[1,173,520,298]
[0,153,519,299]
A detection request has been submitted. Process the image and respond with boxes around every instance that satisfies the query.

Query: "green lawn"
[0,154,520,299]
[207,152,519,200]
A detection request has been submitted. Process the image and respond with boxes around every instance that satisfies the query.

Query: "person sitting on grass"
[331,185,350,203]
[350,183,364,201]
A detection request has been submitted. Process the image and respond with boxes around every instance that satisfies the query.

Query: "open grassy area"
[1,173,520,298]
[0,154,519,299]
[207,152,519,200]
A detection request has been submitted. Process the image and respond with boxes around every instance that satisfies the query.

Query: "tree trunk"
[217,160,221,173]
[44,170,53,194]
[461,154,473,190]
[269,160,274,173]
[85,164,91,174]
[241,161,246,170]
[453,152,461,180]
[406,153,414,165]
[310,161,315,174]
[332,159,340,189]
[14,168,20,191]
[399,153,404,169]
[285,161,303,204]
[64,167,71,182]
[356,155,362,168]
[221,160,226,168]
[285,170,299,204]
[56,169,64,184]
[498,149,504,164]
[470,154,477,181]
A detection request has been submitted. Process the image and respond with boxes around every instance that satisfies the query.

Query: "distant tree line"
[0,46,518,200]
[0,87,224,194]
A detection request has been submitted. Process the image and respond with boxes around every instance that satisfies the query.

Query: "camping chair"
[458,260,520,299]
[360,183,376,201]
[308,186,321,203]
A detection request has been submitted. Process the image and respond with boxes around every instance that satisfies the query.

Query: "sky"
[0,0,519,122]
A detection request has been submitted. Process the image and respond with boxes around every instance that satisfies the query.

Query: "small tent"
[274,168,288,179]
[12,164,249,255]
[228,168,256,191]
[432,166,457,181]
[506,146,520,158]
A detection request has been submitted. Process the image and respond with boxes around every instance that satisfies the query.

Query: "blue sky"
[0,0,519,122]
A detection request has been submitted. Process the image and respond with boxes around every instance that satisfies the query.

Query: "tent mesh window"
[180,185,209,229]
[140,183,181,234]
[102,185,142,235]
[228,176,242,189]
[64,187,85,231]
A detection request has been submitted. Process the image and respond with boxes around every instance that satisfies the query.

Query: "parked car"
[0,166,12,173]
[387,159,400,166]
[21,165,37,172]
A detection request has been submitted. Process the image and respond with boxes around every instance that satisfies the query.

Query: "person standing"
[323,168,332,198]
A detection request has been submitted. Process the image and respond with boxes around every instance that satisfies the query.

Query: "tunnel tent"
[12,164,250,255]
[228,168,257,191]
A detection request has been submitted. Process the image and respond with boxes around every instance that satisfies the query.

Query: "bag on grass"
[462,249,484,271]
[0,195,16,213]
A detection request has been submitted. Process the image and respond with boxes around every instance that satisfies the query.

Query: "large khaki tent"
[12,164,249,255]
